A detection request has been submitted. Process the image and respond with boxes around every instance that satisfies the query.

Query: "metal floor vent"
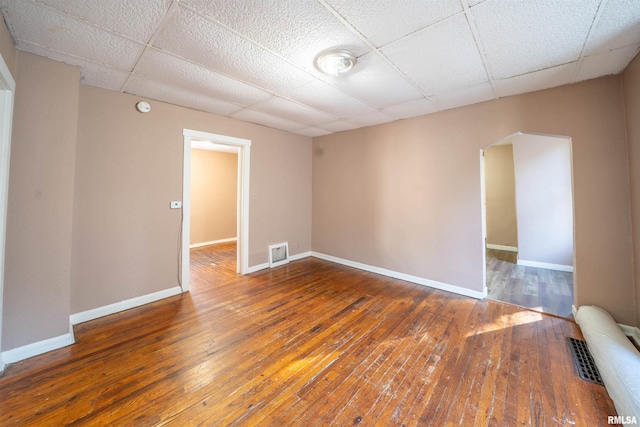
[567,337,604,386]
[268,242,289,268]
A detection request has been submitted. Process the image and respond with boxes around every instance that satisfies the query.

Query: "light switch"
[170,201,182,209]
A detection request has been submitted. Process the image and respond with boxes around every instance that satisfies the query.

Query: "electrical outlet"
[170,201,182,209]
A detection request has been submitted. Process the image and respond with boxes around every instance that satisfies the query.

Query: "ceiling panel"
[181,0,370,72]
[318,120,360,133]
[321,52,424,109]
[133,48,273,107]
[348,111,395,127]
[431,82,495,111]
[471,0,601,79]
[382,98,440,120]
[494,62,577,98]
[33,0,172,43]
[15,40,130,90]
[295,127,332,137]
[583,0,640,55]
[250,96,338,126]
[0,0,144,70]
[285,79,377,118]
[126,75,244,116]
[324,0,463,48]
[576,44,640,82]
[153,6,314,93]
[230,108,307,132]
[381,13,489,96]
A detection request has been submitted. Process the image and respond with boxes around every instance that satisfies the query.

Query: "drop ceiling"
[1,0,639,137]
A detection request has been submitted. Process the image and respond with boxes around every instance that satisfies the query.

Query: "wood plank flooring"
[0,243,618,425]
[486,249,574,318]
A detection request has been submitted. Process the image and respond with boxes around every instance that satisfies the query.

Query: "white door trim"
[0,53,15,373]
[181,129,251,291]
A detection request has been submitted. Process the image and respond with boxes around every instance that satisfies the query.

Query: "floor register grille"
[567,337,604,386]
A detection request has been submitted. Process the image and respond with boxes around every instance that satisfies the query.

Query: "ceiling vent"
[269,242,289,268]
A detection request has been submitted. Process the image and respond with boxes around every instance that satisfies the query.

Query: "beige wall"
[513,134,574,268]
[3,52,80,350]
[190,149,237,245]
[313,76,636,325]
[623,53,640,328]
[484,144,517,248]
[72,85,312,313]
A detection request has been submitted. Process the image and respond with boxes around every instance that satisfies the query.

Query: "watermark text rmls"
[608,415,638,424]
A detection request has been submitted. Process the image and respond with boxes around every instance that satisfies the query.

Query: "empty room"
[0,1,639,425]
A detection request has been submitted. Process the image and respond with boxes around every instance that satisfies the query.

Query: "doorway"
[181,129,251,292]
[481,132,575,317]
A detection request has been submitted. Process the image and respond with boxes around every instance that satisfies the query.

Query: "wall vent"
[269,242,289,268]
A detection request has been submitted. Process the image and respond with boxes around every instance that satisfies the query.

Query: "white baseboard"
[1,327,75,364]
[517,259,574,272]
[289,251,311,261]
[189,237,237,249]
[70,286,183,325]
[486,244,518,252]
[246,262,269,274]
[246,251,312,274]
[310,252,486,299]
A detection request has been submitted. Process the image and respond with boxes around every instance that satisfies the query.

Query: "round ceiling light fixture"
[314,48,357,76]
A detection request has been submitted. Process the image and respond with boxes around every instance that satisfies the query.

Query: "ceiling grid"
[1,0,638,136]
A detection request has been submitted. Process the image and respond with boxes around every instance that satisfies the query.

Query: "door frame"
[481,131,576,305]
[181,129,251,291]
[0,53,15,373]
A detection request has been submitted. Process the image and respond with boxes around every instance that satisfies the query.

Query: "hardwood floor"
[486,249,574,318]
[0,243,617,425]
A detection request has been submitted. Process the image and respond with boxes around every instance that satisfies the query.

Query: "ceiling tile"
[294,127,333,137]
[0,0,144,70]
[319,52,424,109]
[584,0,640,55]
[78,63,131,90]
[471,0,601,79]
[349,111,395,127]
[382,98,440,119]
[285,79,377,118]
[494,62,577,98]
[431,82,496,110]
[230,108,307,132]
[318,120,361,133]
[153,6,314,93]
[324,0,463,47]
[14,40,130,90]
[134,49,273,107]
[381,13,489,95]
[181,0,370,72]
[33,0,172,43]
[576,44,640,82]
[126,75,243,116]
[251,96,338,126]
